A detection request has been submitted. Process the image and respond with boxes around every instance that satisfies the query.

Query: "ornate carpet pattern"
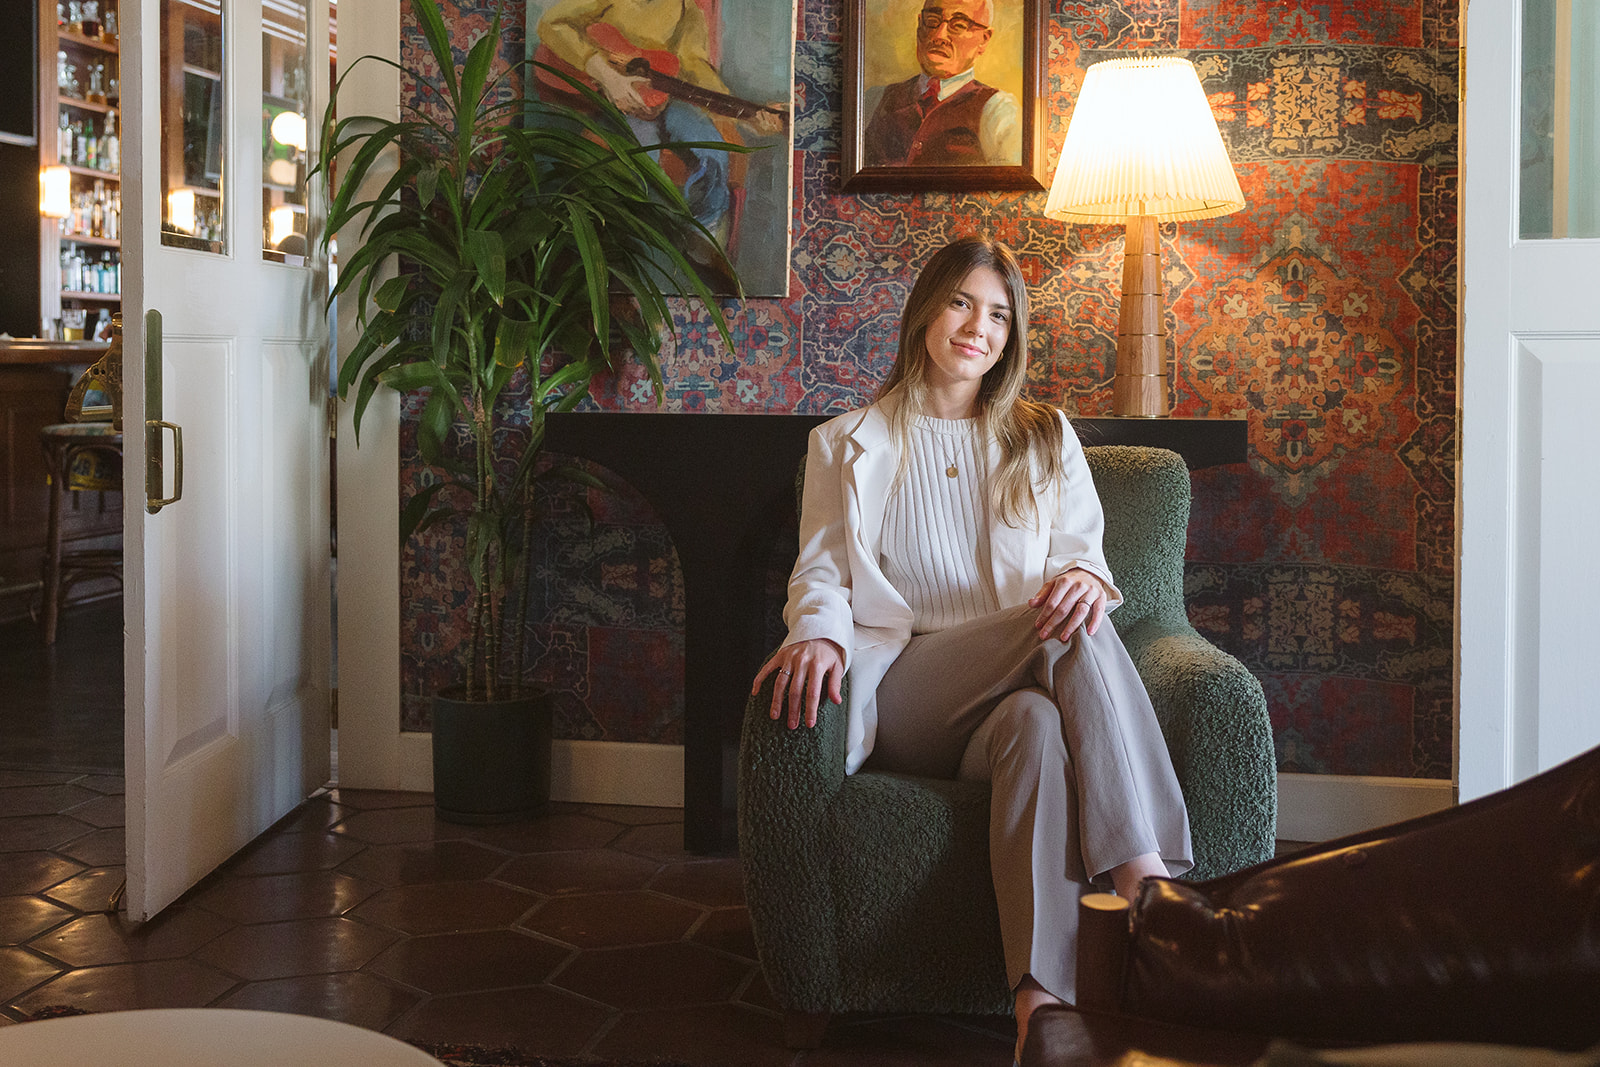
[395,1,1459,777]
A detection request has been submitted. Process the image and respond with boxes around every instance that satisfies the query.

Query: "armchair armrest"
[737,668,852,1009]
[1116,616,1277,880]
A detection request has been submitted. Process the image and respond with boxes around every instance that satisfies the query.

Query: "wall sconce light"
[268,158,299,187]
[167,188,197,234]
[270,110,307,152]
[269,204,299,248]
[41,165,71,219]
[1044,56,1245,417]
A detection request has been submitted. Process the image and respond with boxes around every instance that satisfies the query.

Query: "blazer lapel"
[844,405,895,562]
[988,435,1046,607]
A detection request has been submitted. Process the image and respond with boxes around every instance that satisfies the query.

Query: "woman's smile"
[921,264,1012,412]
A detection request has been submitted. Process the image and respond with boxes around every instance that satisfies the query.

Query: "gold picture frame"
[843,0,1047,192]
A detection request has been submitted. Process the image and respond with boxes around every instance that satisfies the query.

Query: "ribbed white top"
[880,416,1001,634]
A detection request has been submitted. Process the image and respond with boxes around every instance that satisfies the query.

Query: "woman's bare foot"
[1107,851,1167,901]
[1014,975,1063,1062]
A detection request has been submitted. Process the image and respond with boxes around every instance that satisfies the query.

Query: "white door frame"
[329,0,424,790]
[1459,0,1600,800]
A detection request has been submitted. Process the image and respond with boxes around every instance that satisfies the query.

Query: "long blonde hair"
[877,236,1064,527]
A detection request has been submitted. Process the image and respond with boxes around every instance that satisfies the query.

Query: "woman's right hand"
[751,639,845,730]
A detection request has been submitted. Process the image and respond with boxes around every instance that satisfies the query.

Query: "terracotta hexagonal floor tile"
[0,945,65,1004]
[324,789,435,811]
[0,853,84,897]
[191,870,382,924]
[551,941,752,1011]
[495,848,661,896]
[0,896,75,946]
[53,827,125,868]
[385,985,610,1055]
[192,916,398,981]
[62,793,125,829]
[648,858,747,908]
[459,813,627,854]
[0,815,95,853]
[336,839,510,888]
[521,890,702,949]
[268,796,352,834]
[0,772,76,789]
[331,807,470,846]
[576,804,684,826]
[609,821,693,863]
[224,832,367,877]
[365,928,569,994]
[28,908,234,968]
[349,881,539,936]
[215,970,423,1031]
[11,958,237,1015]
[690,906,758,962]
[0,785,101,818]
[41,867,124,913]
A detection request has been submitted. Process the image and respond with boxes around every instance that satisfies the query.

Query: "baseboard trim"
[384,742,1454,830]
[1277,772,1455,842]
[552,740,684,808]
[388,734,684,808]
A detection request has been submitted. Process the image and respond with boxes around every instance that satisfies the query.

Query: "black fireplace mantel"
[545,413,1247,853]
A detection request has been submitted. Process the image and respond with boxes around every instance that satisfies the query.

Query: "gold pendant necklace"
[946,462,958,478]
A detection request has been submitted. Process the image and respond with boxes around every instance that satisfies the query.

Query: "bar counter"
[0,338,109,365]
[0,339,118,621]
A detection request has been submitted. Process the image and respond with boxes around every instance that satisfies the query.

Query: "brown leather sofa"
[1064,743,1600,1052]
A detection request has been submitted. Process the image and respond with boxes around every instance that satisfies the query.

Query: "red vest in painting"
[863,76,1000,167]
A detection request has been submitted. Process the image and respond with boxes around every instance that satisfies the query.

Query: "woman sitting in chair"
[752,236,1192,1058]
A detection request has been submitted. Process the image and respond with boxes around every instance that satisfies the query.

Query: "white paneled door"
[1460,0,1600,800]
[121,0,332,919]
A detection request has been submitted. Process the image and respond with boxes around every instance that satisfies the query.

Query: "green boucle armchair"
[737,445,1277,1046]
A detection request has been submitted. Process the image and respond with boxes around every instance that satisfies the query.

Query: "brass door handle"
[146,420,183,512]
[143,309,184,513]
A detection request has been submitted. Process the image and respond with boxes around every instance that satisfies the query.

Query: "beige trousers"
[865,603,1193,1003]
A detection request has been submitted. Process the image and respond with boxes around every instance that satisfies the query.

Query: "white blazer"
[781,401,1123,773]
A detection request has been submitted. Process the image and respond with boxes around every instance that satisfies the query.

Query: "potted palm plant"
[319,0,739,822]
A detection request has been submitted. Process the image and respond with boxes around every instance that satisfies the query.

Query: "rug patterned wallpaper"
[397,0,1459,779]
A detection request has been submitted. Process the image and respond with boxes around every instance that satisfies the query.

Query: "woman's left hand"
[1028,569,1109,640]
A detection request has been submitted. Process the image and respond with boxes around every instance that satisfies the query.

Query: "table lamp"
[1045,56,1245,417]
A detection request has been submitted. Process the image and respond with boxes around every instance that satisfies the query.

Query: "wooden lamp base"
[1113,215,1168,417]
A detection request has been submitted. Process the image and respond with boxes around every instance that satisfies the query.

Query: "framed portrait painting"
[526,0,797,297]
[843,0,1047,192]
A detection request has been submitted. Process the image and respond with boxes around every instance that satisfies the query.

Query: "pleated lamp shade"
[1046,57,1244,223]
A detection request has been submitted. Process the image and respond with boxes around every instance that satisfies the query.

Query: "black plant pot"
[431,687,553,824]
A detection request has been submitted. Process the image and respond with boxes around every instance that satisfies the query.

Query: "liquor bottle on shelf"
[102,111,119,172]
[58,112,72,164]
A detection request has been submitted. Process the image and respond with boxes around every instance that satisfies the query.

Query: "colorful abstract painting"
[398,0,1459,779]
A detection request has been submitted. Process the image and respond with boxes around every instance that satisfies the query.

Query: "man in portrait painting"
[534,0,785,247]
[863,0,1020,167]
